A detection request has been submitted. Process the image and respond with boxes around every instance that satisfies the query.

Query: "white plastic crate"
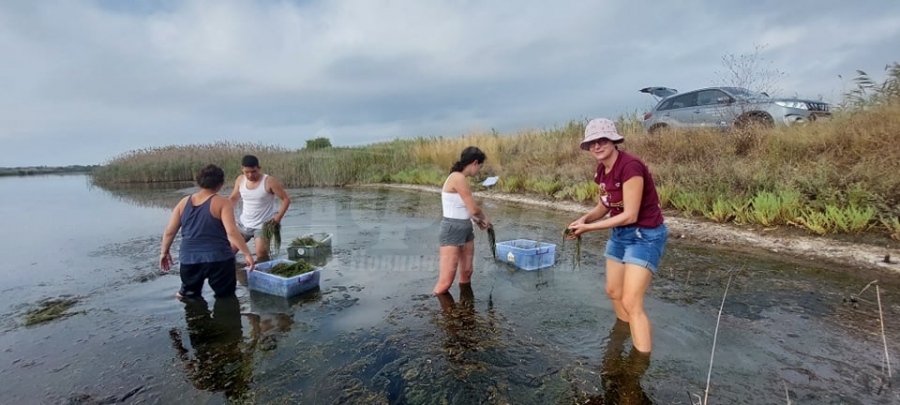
[287,233,333,260]
[495,239,556,271]
[245,259,321,298]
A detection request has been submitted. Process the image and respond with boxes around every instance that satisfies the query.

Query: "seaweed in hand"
[562,227,582,269]
[487,224,497,259]
[262,219,282,255]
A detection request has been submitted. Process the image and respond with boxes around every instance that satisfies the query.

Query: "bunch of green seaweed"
[262,219,282,255]
[265,261,315,278]
[562,227,582,269]
[289,236,325,247]
[23,297,81,326]
[486,224,497,259]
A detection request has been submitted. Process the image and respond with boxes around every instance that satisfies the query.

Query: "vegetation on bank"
[91,63,900,241]
[0,165,98,177]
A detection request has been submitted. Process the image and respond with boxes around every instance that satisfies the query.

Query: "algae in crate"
[246,259,321,297]
[287,233,333,260]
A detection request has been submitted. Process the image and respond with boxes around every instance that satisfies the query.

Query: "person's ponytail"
[449,146,486,174]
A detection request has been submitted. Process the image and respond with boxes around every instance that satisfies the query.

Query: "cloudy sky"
[2,0,899,167]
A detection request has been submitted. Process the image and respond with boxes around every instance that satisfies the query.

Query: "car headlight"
[775,101,808,110]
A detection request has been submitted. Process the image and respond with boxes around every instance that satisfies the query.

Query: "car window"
[656,98,674,111]
[697,89,728,106]
[666,92,697,110]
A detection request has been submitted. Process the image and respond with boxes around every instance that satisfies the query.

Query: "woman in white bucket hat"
[565,118,668,355]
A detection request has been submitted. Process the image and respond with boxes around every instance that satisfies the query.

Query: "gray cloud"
[1,0,899,166]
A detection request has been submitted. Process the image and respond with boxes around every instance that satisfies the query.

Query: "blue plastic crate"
[495,239,556,271]
[287,233,333,260]
[245,259,321,298]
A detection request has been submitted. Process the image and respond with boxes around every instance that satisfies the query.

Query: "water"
[1,174,899,404]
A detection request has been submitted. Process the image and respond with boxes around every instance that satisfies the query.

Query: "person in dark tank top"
[160,164,256,299]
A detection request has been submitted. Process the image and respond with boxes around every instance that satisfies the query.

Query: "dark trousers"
[179,257,237,298]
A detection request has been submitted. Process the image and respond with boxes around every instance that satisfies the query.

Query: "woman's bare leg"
[458,241,475,284]
[621,264,654,352]
[604,259,629,323]
[435,245,461,294]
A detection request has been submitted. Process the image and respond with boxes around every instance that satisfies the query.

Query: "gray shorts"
[238,222,262,242]
[439,217,475,247]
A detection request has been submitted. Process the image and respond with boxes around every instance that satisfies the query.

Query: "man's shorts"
[238,222,263,242]
[604,223,668,274]
[439,217,475,247]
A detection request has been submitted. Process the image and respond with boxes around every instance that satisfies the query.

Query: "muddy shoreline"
[369,184,900,274]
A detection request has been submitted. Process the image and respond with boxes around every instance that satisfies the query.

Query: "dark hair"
[241,155,260,168]
[196,164,226,190]
[450,146,486,173]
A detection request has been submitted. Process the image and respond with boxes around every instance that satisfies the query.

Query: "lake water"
[1,174,898,404]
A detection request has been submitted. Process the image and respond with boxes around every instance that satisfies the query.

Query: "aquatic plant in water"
[23,297,81,326]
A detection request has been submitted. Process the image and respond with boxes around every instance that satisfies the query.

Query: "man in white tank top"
[228,155,292,260]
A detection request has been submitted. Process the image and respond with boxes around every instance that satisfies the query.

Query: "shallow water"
[1,174,899,404]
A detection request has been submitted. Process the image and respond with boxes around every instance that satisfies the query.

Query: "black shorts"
[179,257,237,298]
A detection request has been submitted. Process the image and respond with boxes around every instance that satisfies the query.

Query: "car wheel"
[648,124,668,135]
[736,113,774,128]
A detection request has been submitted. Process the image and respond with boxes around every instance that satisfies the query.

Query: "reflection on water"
[247,311,294,352]
[589,319,653,404]
[435,283,479,367]
[92,180,194,210]
[168,295,253,401]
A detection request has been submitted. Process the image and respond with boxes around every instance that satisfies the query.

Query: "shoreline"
[366,183,900,274]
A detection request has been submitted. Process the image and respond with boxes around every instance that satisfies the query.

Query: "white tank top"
[239,174,276,229]
[441,192,469,219]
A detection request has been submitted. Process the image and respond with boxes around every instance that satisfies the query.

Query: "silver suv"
[640,86,831,134]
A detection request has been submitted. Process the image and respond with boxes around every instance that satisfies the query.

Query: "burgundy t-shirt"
[593,151,664,228]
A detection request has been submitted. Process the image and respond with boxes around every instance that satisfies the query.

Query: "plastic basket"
[245,259,322,298]
[247,289,320,314]
[287,233,333,260]
[495,239,556,271]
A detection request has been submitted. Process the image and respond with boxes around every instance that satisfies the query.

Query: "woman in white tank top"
[434,146,491,296]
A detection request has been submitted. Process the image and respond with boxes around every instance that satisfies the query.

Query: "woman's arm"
[570,176,643,236]
[591,176,643,229]
[574,197,612,226]
[449,173,490,227]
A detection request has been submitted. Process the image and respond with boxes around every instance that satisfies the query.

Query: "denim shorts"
[604,223,668,274]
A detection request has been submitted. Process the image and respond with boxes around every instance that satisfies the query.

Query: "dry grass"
[92,100,900,240]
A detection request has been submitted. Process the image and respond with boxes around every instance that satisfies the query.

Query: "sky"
[2,0,899,167]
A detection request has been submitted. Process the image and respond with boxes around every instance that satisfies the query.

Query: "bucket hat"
[580,118,624,150]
